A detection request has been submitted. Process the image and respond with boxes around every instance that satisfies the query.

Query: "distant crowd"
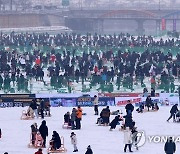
[0,32,179,93]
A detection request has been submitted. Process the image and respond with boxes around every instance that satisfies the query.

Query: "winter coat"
[110,116,122,129]
[93,97,99,106]
[170,105,178,114]
[70,134,77,145]
[125,103,134,113]
[35,133,43,144]
[124,128,132,144]
[164,140,176,153]
[101,108,110,118]
[123,115,135,128]
[85,148,93,154]
[71,108,77,121]
[30,101,38,110]
[35,151,43,154]
[76,108,83,119]
[146,97,152,107]
[40,100,45,110]
[27,107,34,117]
[52,132,61,149]
[39,121,48,138]
[64,113,71,123]
[31,123,38,134]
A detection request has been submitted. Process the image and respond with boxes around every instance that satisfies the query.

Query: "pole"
[10,0,12,11]
[178,86,180,106]
[158,0,160,10]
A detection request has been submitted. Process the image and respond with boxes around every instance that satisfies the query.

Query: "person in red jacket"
[35,148,43,154]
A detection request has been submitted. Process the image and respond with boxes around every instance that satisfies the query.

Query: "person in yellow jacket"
[76,106,83,129]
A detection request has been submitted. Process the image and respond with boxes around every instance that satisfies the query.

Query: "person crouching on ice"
[109,115,123,131]
[70,132,78,152]
[50,131,61,150]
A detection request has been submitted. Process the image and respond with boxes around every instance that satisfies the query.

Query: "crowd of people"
[1,31,179,153]
[0,32,179,93]
[2,94,179,154]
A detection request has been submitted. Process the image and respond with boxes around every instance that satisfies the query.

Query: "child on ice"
[70,132,78,152]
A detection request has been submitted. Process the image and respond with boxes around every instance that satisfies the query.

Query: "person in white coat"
[123,127,133,153]
[70,132,78,152]
[93,95,99,115]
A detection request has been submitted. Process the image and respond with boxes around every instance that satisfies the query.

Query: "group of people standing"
[26,99,51,119]
[31,120,48,148]
[64,105,83,130]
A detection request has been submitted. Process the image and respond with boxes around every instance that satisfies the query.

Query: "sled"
[97,123,109,126]
[62,123,71,129]
[111,109,123,115]
[47,136,67,153]
[119,124,126,131]
[143,109,158,113]
[175,111,180,122]
[28,133,44,148]
[44,113,52,117]
[21,110,34,120]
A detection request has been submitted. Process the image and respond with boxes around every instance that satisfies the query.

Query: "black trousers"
[42,136,46,147]
[124,144,132,152]
[76,118,81,129]
[71,121,76,130]
[41,109,44,119]
[94,105,98,115]
[167,113,176,121]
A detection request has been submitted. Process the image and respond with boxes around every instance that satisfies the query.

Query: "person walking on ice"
[70,132,78,152]
[39,120,48,147]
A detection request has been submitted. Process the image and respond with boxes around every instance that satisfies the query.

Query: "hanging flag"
[173,19,176,31]
[161,18,166,30]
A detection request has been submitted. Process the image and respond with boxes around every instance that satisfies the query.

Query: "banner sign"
[99,97,115,106]
[76,97,115,107]
[0,94,35,107]
[76,97,92,107]
[50,97,77,107]
[115,97,142,106]
[99,93,159,97]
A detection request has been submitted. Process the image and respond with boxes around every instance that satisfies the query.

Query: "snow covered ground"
[0,105,180,154]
